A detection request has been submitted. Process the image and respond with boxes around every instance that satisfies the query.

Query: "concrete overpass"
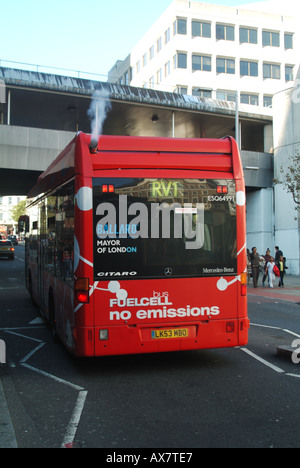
[0,66,273,196]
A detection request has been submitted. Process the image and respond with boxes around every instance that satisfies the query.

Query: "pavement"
[0,273,299,448]
[247,274,300,304]
[0,378,18,448]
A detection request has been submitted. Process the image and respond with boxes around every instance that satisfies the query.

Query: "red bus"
[25,132,249,357]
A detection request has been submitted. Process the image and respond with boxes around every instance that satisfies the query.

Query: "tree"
[276,149,300,207]
[10,200,27,224]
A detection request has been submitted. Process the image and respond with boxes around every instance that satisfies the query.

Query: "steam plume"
[88,89,111,146]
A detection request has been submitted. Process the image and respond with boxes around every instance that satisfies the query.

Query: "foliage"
[10,200,27,223]
[275,149,300,207]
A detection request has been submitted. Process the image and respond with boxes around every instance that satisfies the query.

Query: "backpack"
[273,265,280,277]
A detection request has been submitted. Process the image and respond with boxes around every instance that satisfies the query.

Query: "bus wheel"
[49,293,58,343]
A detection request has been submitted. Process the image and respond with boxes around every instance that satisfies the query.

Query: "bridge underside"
[0,66,273,196]
[0,168,42,196]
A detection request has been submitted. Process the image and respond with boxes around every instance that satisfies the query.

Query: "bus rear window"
[93,178,237,280]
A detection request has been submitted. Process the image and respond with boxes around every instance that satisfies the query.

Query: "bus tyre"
[49,293,58,343]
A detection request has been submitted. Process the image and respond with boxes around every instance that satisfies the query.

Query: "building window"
[123,71,129,85]
[149,46,154,60]
[157,68,162,84]
[240,93,259,106]
[262,31,280,47]
[285,65,294,81]
[240,60,258,77]
[165,28,171,44]
[263,95,273,108]
[157,37,162,53]
[192,88,212,98]
[216,24,235,41]
[284,33,293,50]
[165,61,171,77]
[263,63,281,80]
[217,57,235,75]
[136,60,140,74]
[174,18,187,35]
[192,21,211,38]
[174,52,187,69]
[239,27,257,44]
[143,53,147,68]
[192,54,211,72]
[175,86,188,95]
[216,90,236,102]
[149,76,154,89]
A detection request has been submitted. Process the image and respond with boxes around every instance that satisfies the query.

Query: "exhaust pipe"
[89,137,98,154]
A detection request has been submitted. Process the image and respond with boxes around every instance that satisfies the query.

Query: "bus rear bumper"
[91,319,249,357]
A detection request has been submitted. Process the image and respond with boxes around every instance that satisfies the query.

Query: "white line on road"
[61,390,88,448]
[21,362,84,392]
[240,348,285,374]
[5,329,88,448]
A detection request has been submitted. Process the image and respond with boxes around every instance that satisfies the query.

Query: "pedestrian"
[247,249,252,284]
[278,255,288,287]
[275,246,283,265]
[262,248,271,287]
[250,247,263,288]
[266,256,276,288]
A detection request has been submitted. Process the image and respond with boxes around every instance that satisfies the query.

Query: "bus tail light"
[226,321,235,333]
[217,185,228,194]
[240,272,247,296]
[75,278,89,303]
[102,184,115,193]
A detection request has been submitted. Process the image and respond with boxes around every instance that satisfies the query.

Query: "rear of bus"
[73,133,249,357]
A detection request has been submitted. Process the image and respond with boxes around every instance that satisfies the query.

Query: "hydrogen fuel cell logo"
[0,339,6,364]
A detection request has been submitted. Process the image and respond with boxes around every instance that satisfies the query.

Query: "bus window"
[93,178,237,280]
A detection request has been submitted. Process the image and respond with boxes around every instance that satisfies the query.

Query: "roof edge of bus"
[79,133,233,154]
[27,134,77,199]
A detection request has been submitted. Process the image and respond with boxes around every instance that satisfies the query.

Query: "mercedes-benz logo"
[164,267,173,277]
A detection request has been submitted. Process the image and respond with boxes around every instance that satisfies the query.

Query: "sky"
[0,0,269,79]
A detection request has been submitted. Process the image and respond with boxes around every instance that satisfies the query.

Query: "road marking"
[4,329,88,448]
[245,324,300,378]
[20,343,45,364]
[61,390,88,449]
[21,363,84,392]
[282,329,300,338]
[28,317,45,325]
[240,348,285,374]
[251,323,281,331]
[15,256,24,262]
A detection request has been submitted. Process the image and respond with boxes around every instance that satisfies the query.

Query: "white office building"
[272,68,300,275]
[108,0,300,274]
[108,0,298,111]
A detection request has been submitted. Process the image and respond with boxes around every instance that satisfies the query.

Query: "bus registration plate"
[151,328,189,340]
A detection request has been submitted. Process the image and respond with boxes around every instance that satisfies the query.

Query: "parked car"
[0,240,15,260]
[7,235,18,245]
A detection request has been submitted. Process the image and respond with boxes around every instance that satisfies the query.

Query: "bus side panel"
[235,177,248,346]
[72,176,95,355]
[28,259,39,305]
